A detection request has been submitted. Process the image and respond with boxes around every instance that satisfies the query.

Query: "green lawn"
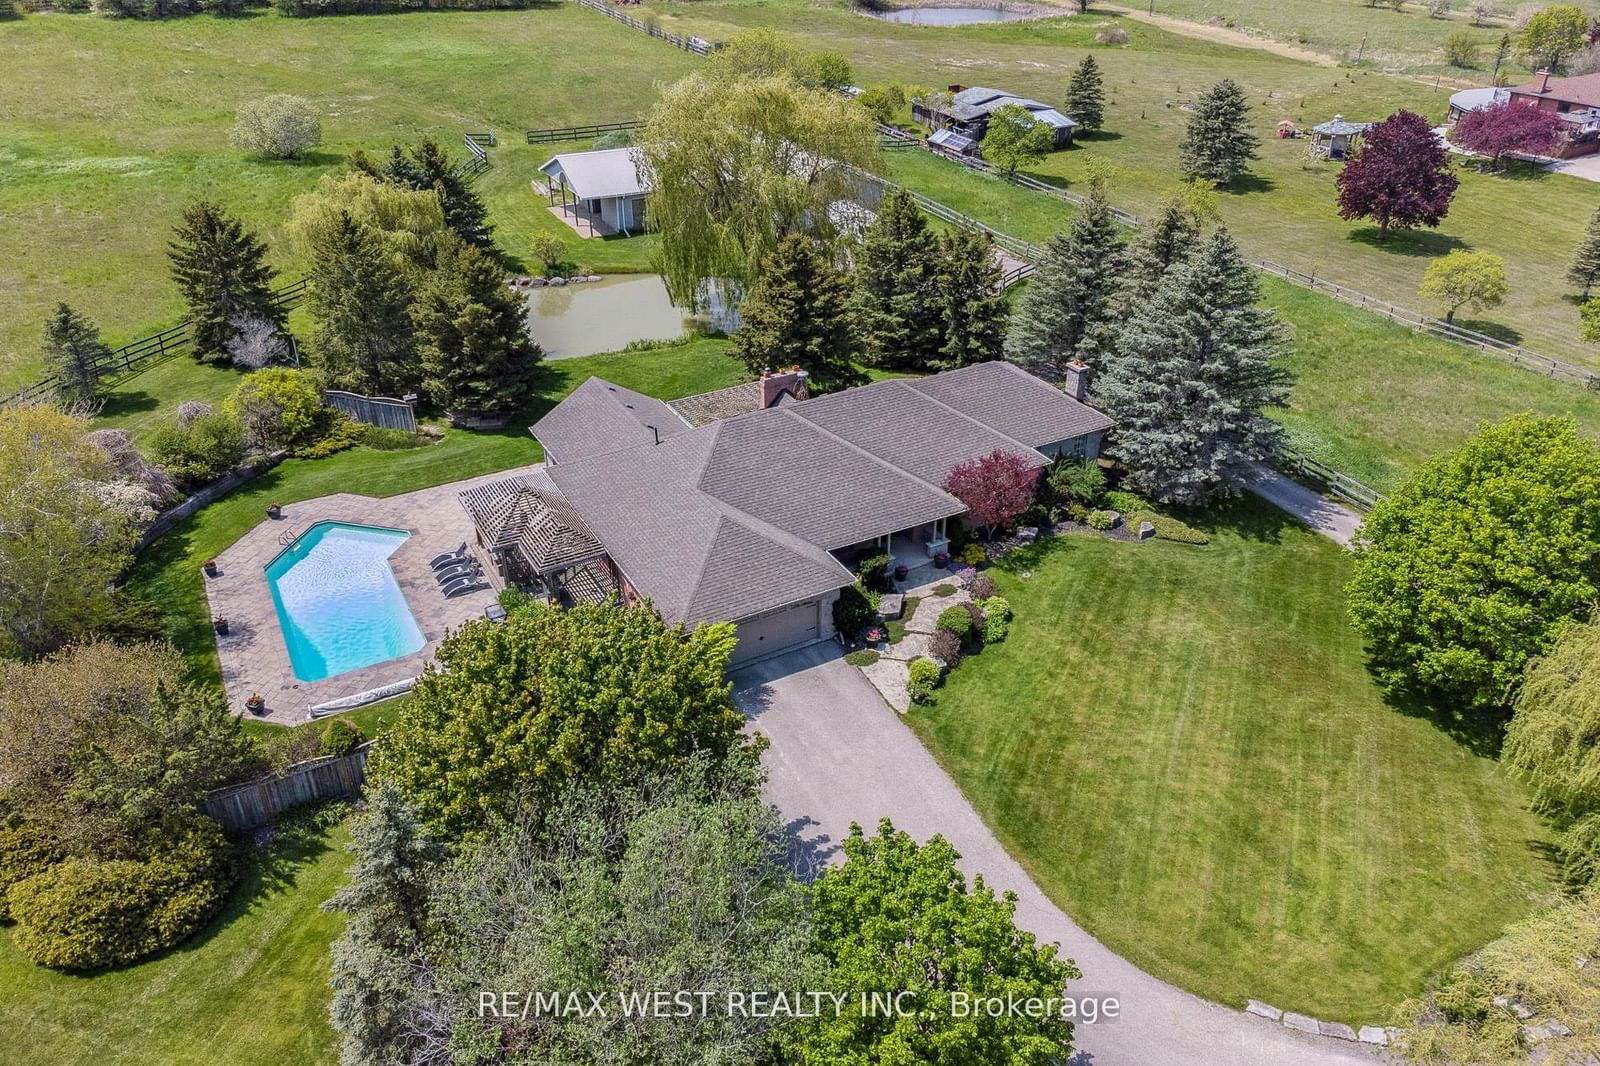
[908,497,1559,1022]
[0,806,351,1066]
[0,8,693,390]
[638,0,1600,362]
[129,338,746,683]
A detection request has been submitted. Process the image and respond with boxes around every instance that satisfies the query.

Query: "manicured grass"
[0,806,351,1066]
[908,497,1559,1021]
[640,0,1600,362]
[0,8,694,389]
[128,338,746,683]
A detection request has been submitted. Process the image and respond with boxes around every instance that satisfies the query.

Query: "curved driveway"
[733,645,1379,1066]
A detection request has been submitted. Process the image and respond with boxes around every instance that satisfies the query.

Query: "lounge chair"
[434,561,480,586]
[430,543,469,570]
[442,576,488,598]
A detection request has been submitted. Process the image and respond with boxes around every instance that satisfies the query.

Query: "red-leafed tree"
[944,450,1042,538]
[1335,110,1459,237]
[1454,101,1566,169]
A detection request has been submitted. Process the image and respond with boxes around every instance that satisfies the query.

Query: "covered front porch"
[836,518,954,586]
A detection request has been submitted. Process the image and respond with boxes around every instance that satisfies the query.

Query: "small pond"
[874,5,1039,25]
[523,274,738,359]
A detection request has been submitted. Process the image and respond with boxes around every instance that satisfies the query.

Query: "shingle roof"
[1510,72,1600,109]
[537,148,651,200]
[1311,117,1372,136]
[902,362,1115,448]
[530,376,691,463]
[458,476,606,574]
[668,380,766,428]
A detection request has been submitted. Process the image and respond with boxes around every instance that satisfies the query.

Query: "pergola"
[1309,115,1373,161]
[457,476,611,602]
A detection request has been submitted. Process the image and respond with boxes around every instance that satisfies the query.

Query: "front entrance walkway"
[732,645,1379,1066]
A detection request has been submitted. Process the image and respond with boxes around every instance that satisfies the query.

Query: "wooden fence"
[527,119,641,144]
[203,744,371,833]
[0,278,309,410]
[1275,447,1385,512]
[325,390,419,432]
[567,0,717,55]
[461,130,495,176]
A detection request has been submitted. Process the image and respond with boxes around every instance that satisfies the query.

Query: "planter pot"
[266,505,282,519]
[203,560,219,577]
[893,564,909,582]
[213,618,229,635]
[933,553,950,569]
[245,697,266,715]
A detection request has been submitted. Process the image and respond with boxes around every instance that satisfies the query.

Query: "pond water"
[874,5,1038,25]
[523,274,737,359]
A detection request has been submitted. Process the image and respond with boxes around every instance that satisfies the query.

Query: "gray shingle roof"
[530,376,691,463]
[903,362,1115,448]
[668,380,766,428]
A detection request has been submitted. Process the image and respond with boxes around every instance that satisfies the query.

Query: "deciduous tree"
[944,450,1042,538]
[1454,99,1565,166]
[1419,249,1509,323]
[229,94,321,159]
[287,170,451,276]
[937,228,1008,369]
[1335,110,1459,235]
[1346,415,1600,710]
[40,303,110,409]
[1064,54,1105,132]
[222,367,323,450]
[981,102,1054,177]
[858,82,908,126]
[366,138,494,250]
[167,201,284,364]
[413,240,542,418]
[1517,4,1590,70]
[856,186,946,370]
[1178,79,1260,186]
[1095,227,1290,506]
[305,211,418,394]
[731,232,865,390]
[1005,177,1123,376]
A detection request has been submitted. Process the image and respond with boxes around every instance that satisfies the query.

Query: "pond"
[523,274,740,359]
[873,5,1039,25]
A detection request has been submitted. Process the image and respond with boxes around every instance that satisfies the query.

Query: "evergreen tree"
[325,783,444,1066]
[1064,54,1105,133]
[414,242,542,418]
[937,228,1008,369]
[40,303,110,408]
[856,187,946,370]
[307,211,418,395]
[731,233,866,391]
[1004,179,1123,377]
[167,201,283,365]
[1116,195,1201,309]
[1178,79,1260,187]
[382,139,494,251]
[1570,206,1600,298]
[1095,227,1291,507]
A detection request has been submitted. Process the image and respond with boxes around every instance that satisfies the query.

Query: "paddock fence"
[325,390,419,432]
[0,278,309,411]
[1275,447,1385,512]
[566,0,718,55]
[527,119,641,144]
[203,743,371,834]
[461,130,496,176]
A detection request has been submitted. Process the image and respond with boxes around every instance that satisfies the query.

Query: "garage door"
[730,599,822,666]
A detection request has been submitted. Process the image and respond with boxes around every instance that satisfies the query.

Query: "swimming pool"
[265,522,425,683]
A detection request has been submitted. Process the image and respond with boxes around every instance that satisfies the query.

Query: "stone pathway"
[857,573,975,711]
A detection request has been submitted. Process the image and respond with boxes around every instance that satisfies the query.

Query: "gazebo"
[457,474,613,603]
[1309,115,1373,160]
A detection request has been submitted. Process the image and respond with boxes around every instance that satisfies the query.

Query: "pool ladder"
[278,526,300,546]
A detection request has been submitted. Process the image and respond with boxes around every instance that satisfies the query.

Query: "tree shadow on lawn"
[1378,681,1510,760]
[1455,317,1522,345]
[96,389,160,421]
[1223,171,1276,195]
[1173,493,1296,545]
[1346,226,1468,258]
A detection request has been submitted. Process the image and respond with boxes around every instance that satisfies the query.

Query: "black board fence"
[527,119,641,144]
[1276,447,1385,512]
[203,743,371,834]
[461,131,496,176]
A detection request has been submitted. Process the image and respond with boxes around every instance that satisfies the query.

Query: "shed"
[537,148,651,236]
[1309,115,1374,160]
[928,128,979,156]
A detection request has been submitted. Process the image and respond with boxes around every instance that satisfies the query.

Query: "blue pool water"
[265,522,425,683]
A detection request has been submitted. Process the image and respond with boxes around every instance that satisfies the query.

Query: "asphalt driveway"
[732,644,1379,1066]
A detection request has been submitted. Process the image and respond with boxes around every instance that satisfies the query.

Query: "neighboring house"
[1505,70,1600,158]
[538,148,651,234]
[463,363,1113,667]
[913,85,1077,149]
[1447,86,1508,123]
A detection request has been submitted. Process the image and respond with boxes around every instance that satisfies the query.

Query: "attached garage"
[730,597,829,667]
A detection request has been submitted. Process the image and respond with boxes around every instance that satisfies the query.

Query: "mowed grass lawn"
[0,8,694,389]
[909,497,1559,1021]
[640,0,1600,362]
[0,807,351,1066]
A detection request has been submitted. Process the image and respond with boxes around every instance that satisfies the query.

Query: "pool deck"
[203,465,542,724]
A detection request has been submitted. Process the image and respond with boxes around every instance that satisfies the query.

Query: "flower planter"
[266,504,282,519]
[203,559,219,577]
[893,564,909,582]
[933,552,950,569]
[213,617,229,635]
[244,695,266,715]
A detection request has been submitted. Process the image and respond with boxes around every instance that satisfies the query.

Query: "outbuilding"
[537,148,650,236]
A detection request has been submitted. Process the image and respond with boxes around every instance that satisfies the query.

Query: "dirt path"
[1076,1,1340,66]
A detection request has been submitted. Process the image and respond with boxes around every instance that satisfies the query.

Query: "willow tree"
[638,71,880,308]
[287,170,451,276]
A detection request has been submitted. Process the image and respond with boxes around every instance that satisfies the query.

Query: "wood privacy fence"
[0,278,309,410]
[567,0,717,55]
[527,119,641,144]
[203,743,371,833]
[325,390,419,432]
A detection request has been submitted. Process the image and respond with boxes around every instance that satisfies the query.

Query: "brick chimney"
[1063,360,1089,401]
[759,367,809,409]
[1536,69,1552,94]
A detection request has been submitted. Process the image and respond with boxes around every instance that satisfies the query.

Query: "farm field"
[637,0,1600,363]
[910,497,1560,1021]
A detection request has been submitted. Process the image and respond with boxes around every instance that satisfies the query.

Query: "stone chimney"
[759,367,809,409]
[1063,360,1089,401]
[1536,69,1552,94]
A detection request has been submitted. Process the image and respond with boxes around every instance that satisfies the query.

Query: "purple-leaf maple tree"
[1454,101,1565,167]
[943,450,1041,538]
[1335,109,1460,236]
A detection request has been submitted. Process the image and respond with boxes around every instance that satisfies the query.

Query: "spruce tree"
[40,303,111,409]
[1064,54,1105,133]
[307,211,418,395]
[384,139,494,250]
[414,242,542,418]
[1095,227,1291,507]
[1116,195,1201,310]
[1569,206,1600,298]
[1004,179,1123,377]
[856,187,946,371]
[731,233,866,390]
[937,228,1008,369]
[1178,79,1260,187]
[167,201,283,365]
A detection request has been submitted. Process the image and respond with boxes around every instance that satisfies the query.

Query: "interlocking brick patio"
[202,465,541,724]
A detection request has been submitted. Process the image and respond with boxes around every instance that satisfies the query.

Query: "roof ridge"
[776,405,962,507]
[893,376,1048,464]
